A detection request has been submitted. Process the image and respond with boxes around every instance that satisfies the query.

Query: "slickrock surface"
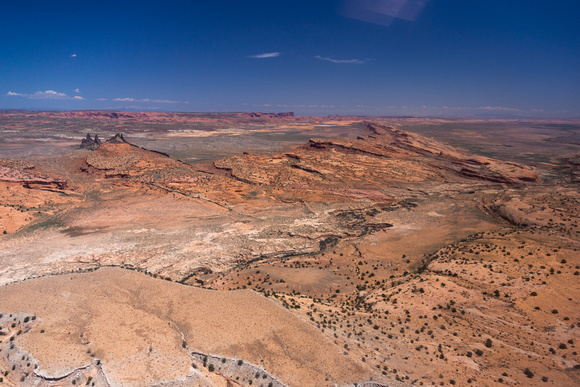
[0,268,375,386]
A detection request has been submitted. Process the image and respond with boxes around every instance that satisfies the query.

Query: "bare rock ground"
[0,116,578,386]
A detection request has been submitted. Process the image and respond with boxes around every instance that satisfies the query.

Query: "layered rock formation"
[214,122,538,202]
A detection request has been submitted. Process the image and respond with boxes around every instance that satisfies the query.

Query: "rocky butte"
[0,112,578,386]
[79,134,102,150]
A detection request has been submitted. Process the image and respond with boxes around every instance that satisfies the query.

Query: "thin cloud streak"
[314,55,367,64]
[6,90,82,100]
[112,97,182,104]
[248,52,280,58]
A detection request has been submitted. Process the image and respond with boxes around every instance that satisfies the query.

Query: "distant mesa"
[32,110,295,120]
[245,112,294,118]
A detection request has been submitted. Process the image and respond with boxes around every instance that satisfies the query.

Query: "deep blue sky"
[1,0,579,117]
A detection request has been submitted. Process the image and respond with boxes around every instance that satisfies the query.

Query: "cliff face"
[0,164,67,190]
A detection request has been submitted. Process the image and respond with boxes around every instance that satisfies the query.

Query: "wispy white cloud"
[30,90,68,99]
[436,105,522,112]
[477,106,521,112]
[6,90,83,100]
[248,52,280,58]
[151,99,180,104]
[118,105,161,110]
[74,88,80,93]
[112,97,182,104]
[95,98,107,101]
[72,96,84,100]
[71,54,77,58]
[314,55,367,64]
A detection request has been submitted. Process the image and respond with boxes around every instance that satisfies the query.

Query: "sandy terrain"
[0,268,375,386]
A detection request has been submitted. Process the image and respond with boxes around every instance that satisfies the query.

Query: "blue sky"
[1,0,579,117]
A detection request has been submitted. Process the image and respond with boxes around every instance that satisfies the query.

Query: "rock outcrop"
[214,122,539,200]
[105,133,127,144]
[0,165,67,190]
[79,134,101,150]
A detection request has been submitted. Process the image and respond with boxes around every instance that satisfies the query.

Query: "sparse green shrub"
[208,364,214,372]
[524,368,534,378]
